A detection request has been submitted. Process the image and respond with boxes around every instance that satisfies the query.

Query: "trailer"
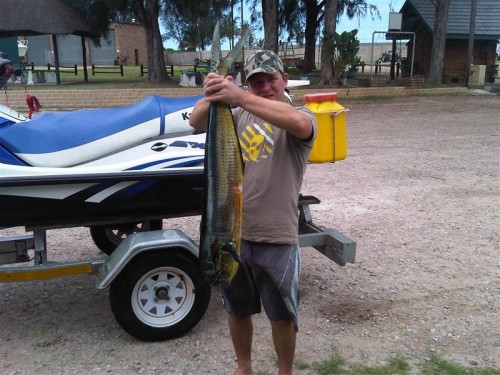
[0,195,355,342]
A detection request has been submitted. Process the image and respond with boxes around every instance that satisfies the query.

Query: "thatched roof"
[0,0,98,38]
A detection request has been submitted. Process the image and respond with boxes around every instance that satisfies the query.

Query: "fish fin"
[221,242,241,264]
[210,21,222,73]
[220,30,249,73]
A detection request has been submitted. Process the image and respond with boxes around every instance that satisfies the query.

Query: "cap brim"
[245,67,280,83]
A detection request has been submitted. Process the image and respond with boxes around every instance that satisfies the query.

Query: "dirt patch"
[1,94,498,374]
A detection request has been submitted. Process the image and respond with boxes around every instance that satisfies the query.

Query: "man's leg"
[270,318,296,374]
[228,314,254,375]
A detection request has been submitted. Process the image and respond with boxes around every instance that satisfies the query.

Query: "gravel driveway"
[0,93,499,374]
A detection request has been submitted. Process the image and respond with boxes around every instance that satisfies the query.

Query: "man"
[0,54,21,89]
[189,50,317,375]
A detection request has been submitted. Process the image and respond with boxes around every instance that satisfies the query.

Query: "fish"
[199,102,244,285]
[199,22,247,285]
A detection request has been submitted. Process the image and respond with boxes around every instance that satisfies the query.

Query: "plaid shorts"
[220,240,301,331]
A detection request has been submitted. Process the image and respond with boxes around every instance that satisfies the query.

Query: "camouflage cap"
[244,50,284,82]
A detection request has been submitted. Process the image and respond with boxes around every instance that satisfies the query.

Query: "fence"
[91,65,124,76]
[20,63,78,75]
[140,64,209,77]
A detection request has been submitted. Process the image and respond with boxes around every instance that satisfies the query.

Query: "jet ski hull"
[0,168,204,228]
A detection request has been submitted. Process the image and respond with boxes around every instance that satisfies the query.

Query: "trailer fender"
[95,229,199,289]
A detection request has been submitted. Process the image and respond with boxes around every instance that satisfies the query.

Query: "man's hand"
[203,73,246,107]
[189,73,245,131]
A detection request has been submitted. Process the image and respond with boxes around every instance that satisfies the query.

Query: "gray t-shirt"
[232,105,317,244]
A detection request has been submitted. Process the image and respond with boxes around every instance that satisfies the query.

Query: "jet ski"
[0,56,207,252]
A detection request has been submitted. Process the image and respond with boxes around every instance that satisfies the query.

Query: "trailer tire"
[109,251,210,341]
[90,219,163,255]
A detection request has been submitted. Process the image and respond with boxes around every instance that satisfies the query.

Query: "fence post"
[73,64,77,75]
[120,64,124,76]
[92,65,95,76]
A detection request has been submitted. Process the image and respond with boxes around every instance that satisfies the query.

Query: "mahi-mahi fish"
[199,23,248,285]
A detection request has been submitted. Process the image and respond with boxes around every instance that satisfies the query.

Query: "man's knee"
[270,318,294,330]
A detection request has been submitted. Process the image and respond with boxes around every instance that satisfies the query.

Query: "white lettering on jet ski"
[151,140,205,152]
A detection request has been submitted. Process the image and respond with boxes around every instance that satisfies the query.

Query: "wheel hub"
[155,286,170,301]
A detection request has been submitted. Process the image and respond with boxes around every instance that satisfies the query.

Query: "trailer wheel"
[109,251,210,341]
[90,219,163,255]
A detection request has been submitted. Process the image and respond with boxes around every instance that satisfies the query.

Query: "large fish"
[199,23,247,285]
[199,102,244,285]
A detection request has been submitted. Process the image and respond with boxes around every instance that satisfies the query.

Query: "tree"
[327,29,361,84]
[129,0,167,83]
[319,0,338,85]
[63,0,112,36]
[427,0,451,84]
[284,0,378,74]
[162,1,232,51]
[78,0,168,83]
[300,0,324,73]
[62,0,117,82]
[280,0,306,44]
[262,0,279,51]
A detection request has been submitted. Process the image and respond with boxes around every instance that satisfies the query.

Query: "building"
[21,21,147,67]
[400,0,500,83]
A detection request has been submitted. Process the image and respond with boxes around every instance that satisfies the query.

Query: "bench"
[179,71,197,87]
[18,64,78,84]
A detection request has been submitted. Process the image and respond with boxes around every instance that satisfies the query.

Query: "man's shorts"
[220,240,301,331]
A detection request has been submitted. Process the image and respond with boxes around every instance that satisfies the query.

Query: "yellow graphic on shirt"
[239,123,274,162]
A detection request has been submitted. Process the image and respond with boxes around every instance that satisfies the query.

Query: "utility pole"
[241,0,245,63]
[465,0,478,86]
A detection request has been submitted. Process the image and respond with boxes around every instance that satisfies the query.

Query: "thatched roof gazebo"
[0,0,99,83]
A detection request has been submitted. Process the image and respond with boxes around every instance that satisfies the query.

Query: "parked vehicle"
[0,55,356,341]
[380,50,400,62]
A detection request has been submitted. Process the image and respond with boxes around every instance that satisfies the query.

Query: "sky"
[336,0,406,43]
[162,0,406,50]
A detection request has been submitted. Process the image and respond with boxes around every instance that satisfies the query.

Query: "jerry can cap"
[303,92,338,102]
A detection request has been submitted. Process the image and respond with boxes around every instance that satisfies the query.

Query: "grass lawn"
[8,63,499,91]
[9,65,192,90]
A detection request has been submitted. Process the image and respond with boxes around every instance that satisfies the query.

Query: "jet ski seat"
[0,95,202,167]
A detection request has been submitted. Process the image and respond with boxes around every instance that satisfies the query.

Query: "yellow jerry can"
[304,92,348,163]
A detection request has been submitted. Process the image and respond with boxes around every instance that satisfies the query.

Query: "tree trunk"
[427,0,451,84]
[320,0,338,85]
[51,34,61,85]
[302,1,321,73]
[134,0,167,84]
[144,20,167,83]
[262,0,278,52]
[80,36,88,82]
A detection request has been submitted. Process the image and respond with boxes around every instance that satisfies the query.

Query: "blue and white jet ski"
[0,57,207,252]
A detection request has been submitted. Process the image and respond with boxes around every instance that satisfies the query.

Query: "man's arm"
[189,97,210,132]
[236,93,313,140]
[189,73,314,140]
